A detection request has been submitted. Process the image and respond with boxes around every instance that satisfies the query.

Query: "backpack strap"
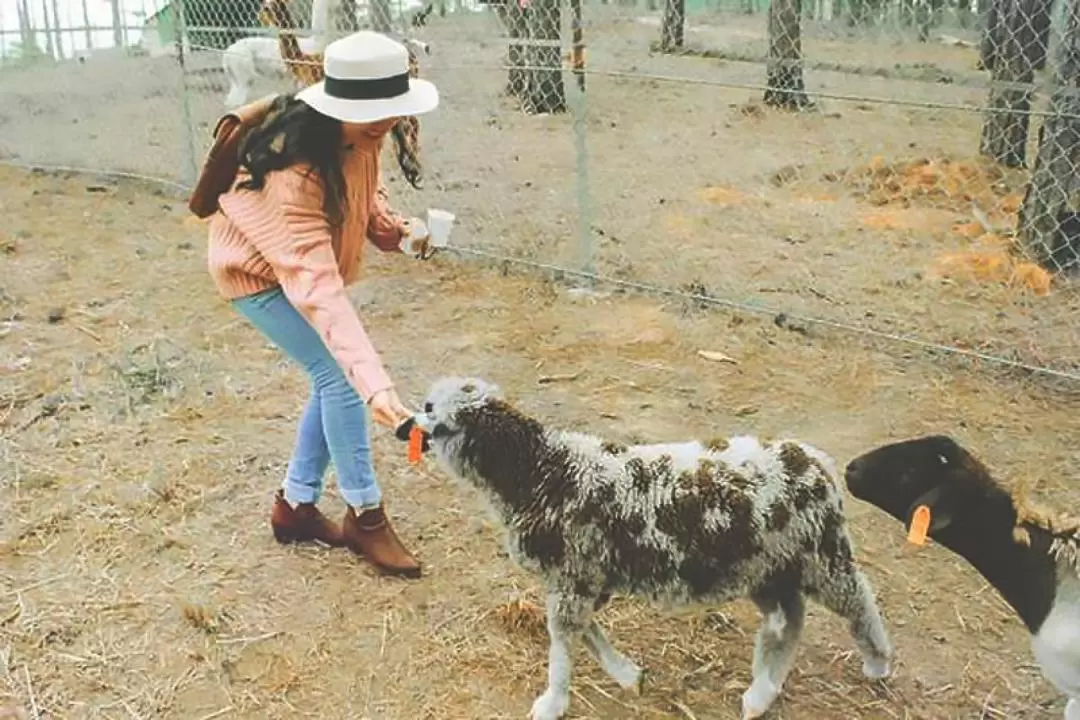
[187,94,280,219]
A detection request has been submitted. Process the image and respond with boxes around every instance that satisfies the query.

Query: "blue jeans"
[232,286,382,510]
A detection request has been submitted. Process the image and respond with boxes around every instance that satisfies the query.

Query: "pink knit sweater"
[206,129,409,402]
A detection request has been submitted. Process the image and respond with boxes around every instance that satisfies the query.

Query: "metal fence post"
[174,0,199,188]
[570,60,594,279]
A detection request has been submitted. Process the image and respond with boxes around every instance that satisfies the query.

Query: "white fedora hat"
[297,31,439,124]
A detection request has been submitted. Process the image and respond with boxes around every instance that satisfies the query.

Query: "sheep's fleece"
[415,377,893,720]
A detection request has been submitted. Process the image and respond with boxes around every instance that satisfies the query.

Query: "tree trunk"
[17,0,32,54]
[370,0,393,32]
[846,0,868,25]
[108,0,122,48]
[915,0,933,41]
[81,0,92,49]
[1017,0,1080,273]
[979,0,1040,167]
[981,0,1051,71]
[524,0,566,114]
[337,0,361,31]
[39,0,54,58]
[979,0,1004,69]
[1028,0,1052,70]
[899,0,912,26]
[660,0,685,52]
[765,0,812,109]
[50,0,64,58]
[498,0,530,98]
[570,0,585,92]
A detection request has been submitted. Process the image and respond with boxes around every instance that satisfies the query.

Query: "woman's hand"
[368,388,413,429]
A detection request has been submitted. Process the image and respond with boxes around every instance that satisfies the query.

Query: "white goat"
[221,0,335,108]
[846,434,1080,720]
[222,37,288,108]
[413,376,894,720]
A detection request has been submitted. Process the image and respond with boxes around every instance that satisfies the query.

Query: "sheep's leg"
[805,540,893,680]
[530,591,590,720]
[223,53,247,108]
[1066,697,1079,720]
[582,619,644,693]
[742,587,806,720]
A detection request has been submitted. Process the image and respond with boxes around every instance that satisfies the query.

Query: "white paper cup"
[399,218,428,256]
[427,208,456,248]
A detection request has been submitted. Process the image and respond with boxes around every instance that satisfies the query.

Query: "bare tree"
[17,0,33,52]
[500,0,530,98]
[660,0,685,52]
[39,0,54,57]
[371,0,393,32]
[980,0,1051,71]
[81,0,92,50]
[765,0,812,109]
[845,0,870,25]
[570,0,585,92]
[979,0,1043,167]
[1017,0,1080,272]
[523,0,565,113]
[979,0,1006,67]
[336,0,360,31]
[107,0,123,48]
[913,0,937,42]
[49,0,64,59]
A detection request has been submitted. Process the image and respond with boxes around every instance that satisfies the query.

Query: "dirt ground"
[2,9,1078,379]
[2,162,1080,720]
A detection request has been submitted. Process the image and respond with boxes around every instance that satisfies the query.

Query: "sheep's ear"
[910,486,953,533]
[431,423,454,439]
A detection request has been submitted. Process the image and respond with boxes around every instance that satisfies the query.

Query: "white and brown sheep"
[845,434,1080,720]
[412,376,894,720]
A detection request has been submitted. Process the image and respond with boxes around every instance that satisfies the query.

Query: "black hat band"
[323,72,410,101]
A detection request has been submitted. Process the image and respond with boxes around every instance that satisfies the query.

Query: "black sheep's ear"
[394,417,432,453]
[395,417,416,442]
[909,486,953,533]
[431,423,453,439]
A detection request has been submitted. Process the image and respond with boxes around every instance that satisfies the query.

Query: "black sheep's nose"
[424,402,433,413]
[844,458,864,484]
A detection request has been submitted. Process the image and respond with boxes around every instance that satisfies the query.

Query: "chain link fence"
[2,0,1079,381]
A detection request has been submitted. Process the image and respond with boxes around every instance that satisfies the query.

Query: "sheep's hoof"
[740,679,779,720]
[862,656,892,680]
[609,660,645,694]
[627,666,647,696]
[529,689,569,720]
[622,669,643,695]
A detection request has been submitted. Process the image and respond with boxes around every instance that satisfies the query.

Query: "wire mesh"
[2,0,1079,382]
[570,0,1080,378]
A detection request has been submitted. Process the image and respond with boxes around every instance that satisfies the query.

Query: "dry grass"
[2,163,1079,719]
[1,11,1079,720]
[3,11,1080,375]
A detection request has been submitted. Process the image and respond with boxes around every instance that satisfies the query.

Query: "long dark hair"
[236,94,349,229]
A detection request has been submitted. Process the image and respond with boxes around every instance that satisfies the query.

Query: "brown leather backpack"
[187,94,279,219]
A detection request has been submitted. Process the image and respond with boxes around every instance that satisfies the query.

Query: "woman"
[205,31,440,579]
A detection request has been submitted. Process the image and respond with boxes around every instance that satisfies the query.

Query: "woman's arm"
[367,183,411,253]
[220,167,394,401]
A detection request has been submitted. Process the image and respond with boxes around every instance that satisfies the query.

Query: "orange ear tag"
[407,425,424,464]
[907,505,931,546]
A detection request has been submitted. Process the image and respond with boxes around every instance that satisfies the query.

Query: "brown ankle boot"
[270,490,345,547]
[342,504,422,578]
